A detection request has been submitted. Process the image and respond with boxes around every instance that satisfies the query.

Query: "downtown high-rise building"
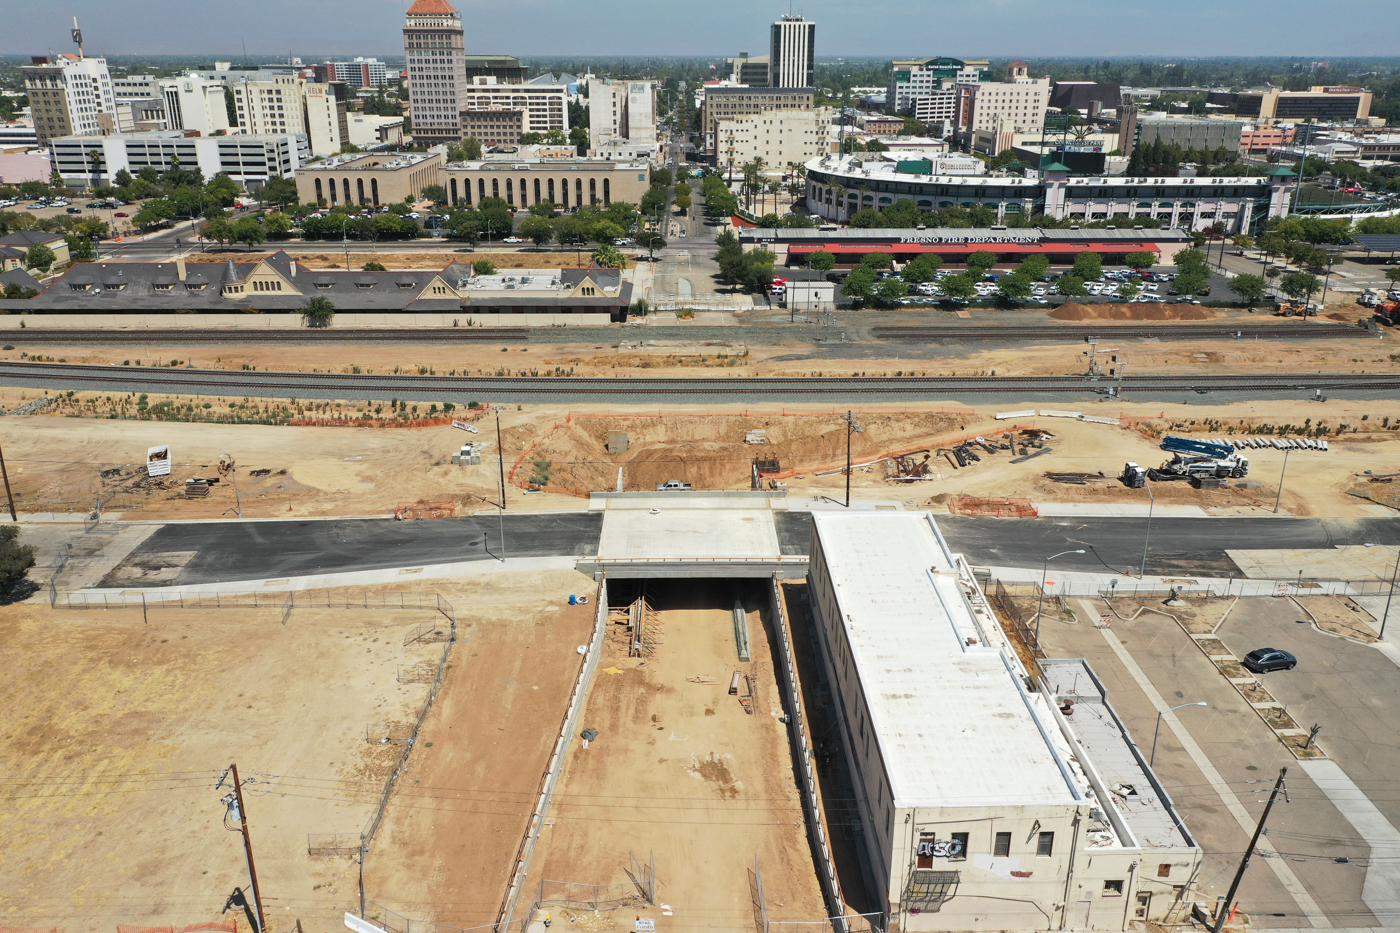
[403,0,468,147]
[769,15,815,89]
[23,54,117,146]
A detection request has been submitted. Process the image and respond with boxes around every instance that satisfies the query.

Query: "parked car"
[66,207,83,214]
[502,236,523,243]
[1242,647,1297,673]
[114,212,129,217]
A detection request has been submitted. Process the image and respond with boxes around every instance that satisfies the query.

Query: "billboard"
[147,445,171,477]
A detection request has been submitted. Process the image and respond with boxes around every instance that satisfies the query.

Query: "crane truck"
[1143,435,1250,480]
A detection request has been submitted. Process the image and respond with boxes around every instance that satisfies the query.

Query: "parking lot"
[1039,595,1397,928]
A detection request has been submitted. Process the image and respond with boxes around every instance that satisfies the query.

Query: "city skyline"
[3,0,1399,58]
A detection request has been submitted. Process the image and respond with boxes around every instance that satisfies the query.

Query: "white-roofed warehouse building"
[806,512,1201,931]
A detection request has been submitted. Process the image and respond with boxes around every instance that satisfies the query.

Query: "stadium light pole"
[1036,549,1085,646]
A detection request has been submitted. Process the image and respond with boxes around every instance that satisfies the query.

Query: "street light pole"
[1378,544,1400,642]
[1036,549,1085,646]
[1273,447,1291,514]
[1139,479,1155,579]
[1150,701,1208,766]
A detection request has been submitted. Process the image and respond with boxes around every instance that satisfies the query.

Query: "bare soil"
[1294,595,1379,643]
[367,570,598,927]
[527,581,826,929]
[1049,302,1218,321]
[0,597,445,933]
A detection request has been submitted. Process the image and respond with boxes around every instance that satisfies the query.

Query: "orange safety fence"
[2,927,65,933]
[289,410,491,429]
[948,496,1039,518]
[562,407,980,422]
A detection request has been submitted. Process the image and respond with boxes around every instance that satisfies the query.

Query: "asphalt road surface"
[118,511,603,586]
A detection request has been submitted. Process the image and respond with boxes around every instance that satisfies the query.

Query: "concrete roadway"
[110,511,1400,587]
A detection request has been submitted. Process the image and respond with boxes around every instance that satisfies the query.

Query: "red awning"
[786,242,1158,254]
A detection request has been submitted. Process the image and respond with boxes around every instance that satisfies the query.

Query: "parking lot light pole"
[1139,480,1155,579]
[1273,447,1292,514]
[1150,701,1207,767]
[1036,549,1085,646]
[1368,543,1400,641]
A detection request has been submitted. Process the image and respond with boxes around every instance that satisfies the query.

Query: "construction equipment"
[1372,302,1399,327]
[1275,299,1317,318]
[1122,462,1147,488]
[1151,436,1249,480]
[217,454,235,477]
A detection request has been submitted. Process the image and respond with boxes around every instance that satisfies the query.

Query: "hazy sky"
[5,0,1399,59]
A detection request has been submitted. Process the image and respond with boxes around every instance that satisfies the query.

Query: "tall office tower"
[23,54,117,146]
[769,15,815,89]
[403,0,467,147]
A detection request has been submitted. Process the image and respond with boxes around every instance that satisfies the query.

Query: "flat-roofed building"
[443,158,649,211]
[326,58,389,89]
[51,131,306,188]
[701,86,815,156]
[462,77,568,134]
[461,109,522,146]
[886,57,988,116]
[806,512,1201,931]
[295,149,444,207]
[726,54,770,87]
[23,54,117,146]
[713,107,833,175]
[1208,86,1373,123]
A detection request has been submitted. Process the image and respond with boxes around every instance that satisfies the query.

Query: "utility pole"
[218,764,266,933]
[841,410,862,508]
[495,406,507,562]
[1212,767,1287,933]
[0,440,16,521]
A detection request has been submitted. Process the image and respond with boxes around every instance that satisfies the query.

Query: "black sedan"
[1242,647,1297,673]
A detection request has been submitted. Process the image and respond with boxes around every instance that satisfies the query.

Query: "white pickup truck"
[655,480,692,491]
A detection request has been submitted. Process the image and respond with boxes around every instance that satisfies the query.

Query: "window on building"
[994,832,1011,857]
[1103,880,1124,896]
[1037,832,1054,857]
[1157,864,1172,878]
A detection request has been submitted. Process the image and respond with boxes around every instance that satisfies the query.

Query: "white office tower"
[23,54,117,145]
[770,15,815,89]
[586,76,658,151]
[403,0,469,147]
[161,74,231,136]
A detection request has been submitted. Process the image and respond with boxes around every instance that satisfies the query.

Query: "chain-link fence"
[366,901,522,933]
[53,587,457,614]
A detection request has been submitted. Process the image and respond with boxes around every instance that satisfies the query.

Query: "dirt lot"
[367,570,597,928]
[527,580,826,932]
[3,391,1399,520]
[0,597,440,932]
[0,571,593,933]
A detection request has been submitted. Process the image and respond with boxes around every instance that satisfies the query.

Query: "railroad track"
[0,327,530,344]
[871,322,1366,341]
[2,361,1397,400]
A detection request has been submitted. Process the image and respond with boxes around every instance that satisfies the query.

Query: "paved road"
[119,512,603,586]
[937,515,1400,577]
[108,512,1400,587]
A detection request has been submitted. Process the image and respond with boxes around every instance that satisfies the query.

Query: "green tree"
[421,184,448,206]
[966,250,998,274]
[24,243,55,273]
[201,216,232,247]
[204,173,241,208]
[860,252,894,270]
[1123,250,1155,271]
[901,254,943,284]
[0,525,37,600]
[1072,251,1103,280]
[592,244,627,269]
[1055,275,1088,298]
[940,273,977,301]
[472,259,497,276]
[528,200,559,217]
[112,168,134,189]
[1175,269,1210,295]
[518,215,555,249]
[1228,273,1268,305]
[1385,268,1400,289]
[674,192,692,213]
[2,282,38,300]
[1174,248,1209,276]
[635,231,666,260]
[807,250,836,272]
[363,260,386,271]
[301,295,336,328]
[544,128,567,145]
[997,271,1035,301]
[476,197,514,238]
[591,220,626,246]
[133,199,175,228]
[1116,279,1141,300]
[1280,271,1321,302]
[1017,254,1049,280]
[262,176,299,209]
[64,234,94,262]
[264,211,293,239]
[842,266,877,304]
[874,277,909,305]
[230,217,266,250]
[569,126,589,154]
[446,209,480,245]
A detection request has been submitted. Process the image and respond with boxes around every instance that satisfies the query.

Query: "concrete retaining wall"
[0,312,613,328]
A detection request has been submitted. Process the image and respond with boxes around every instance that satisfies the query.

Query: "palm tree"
[830,183,846,223]
[85,148,104,190]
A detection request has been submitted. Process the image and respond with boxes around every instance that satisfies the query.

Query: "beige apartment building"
[701,86,815,155]
[461,77,568,134]
[295,150,445,207]
[443,158,649,210]
[23,54,117,146]
[714,107,833,174]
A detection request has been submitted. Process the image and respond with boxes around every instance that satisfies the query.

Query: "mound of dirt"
[517,411,967,493]
[1049,302,1217,322]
